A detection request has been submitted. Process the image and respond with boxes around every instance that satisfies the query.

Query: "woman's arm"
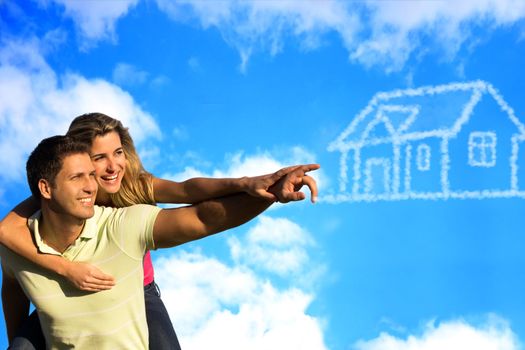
[0,198,115,292]
[2,265,30,343]
[152,165,307,204]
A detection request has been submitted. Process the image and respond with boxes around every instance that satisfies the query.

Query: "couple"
[0,113,319,349]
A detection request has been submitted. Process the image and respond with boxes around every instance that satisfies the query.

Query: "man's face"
[48,153,98,220]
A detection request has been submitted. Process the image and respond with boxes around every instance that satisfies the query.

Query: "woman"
[0,112,300,349]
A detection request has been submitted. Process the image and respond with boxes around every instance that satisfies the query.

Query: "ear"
[38,179,52,199]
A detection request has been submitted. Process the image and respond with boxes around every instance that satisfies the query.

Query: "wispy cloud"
[353,315,520,350]
[352,0,525,72]
[154,0,525,73]
[112,62,170,90]
[187,56,202,73]
[155,0,358,73]
[0,38,160,184]
[171,125,190,142]
[112,63,149,87]
[21,1,525,72]
[46,0,139,49]
[154,216,326,350]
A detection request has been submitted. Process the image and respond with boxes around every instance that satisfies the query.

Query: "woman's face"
[90,131,126,195]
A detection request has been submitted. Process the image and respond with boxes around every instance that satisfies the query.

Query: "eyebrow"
[68,172,85,178]
[69,169,95,178]
[91,146,124,158]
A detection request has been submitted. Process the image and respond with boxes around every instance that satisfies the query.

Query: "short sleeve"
[107,204,162,259]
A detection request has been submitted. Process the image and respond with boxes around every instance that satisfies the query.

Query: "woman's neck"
[96,190,112,206]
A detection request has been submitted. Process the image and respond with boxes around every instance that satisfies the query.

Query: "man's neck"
[39,208,86,254]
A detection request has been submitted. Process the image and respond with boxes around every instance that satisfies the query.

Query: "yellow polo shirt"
[1,204,161,349]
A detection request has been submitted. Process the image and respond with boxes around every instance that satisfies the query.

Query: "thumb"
[256,190,277,201]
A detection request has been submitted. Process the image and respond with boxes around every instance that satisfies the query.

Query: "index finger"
[273,165,302,179]
[298,164,321,174]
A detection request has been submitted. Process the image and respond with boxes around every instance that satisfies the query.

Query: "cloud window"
[468,132,497,167]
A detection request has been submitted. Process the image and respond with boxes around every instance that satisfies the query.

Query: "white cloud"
[214,151,286,178]
[213,147,320,180]
[164,166,208,182]
[350,0,525,72]
[187,56,202,72]
[353,315,521,350]
[47,0,139,49]
[112,63,149,87]
[112,62,170,90]
[155,0,359,72]
[0,38,160,183]
[172,125,190,141]
[154,0,525,72]
[153,215,326,349]
[228,215,314,276]
[162,151,282,180]
[154,239,327,350]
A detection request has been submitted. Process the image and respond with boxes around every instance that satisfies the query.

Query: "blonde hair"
[67,112,155,207]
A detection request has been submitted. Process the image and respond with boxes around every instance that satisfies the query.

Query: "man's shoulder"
[91,204,162,227]
[93,204,161,216]
[92,204,161,253]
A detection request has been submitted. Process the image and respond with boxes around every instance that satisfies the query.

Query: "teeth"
[80,198,92,203]
[103,174,118,181]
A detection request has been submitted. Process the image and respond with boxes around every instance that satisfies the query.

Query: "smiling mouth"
[79,197,93,205]
[101,174,119,183]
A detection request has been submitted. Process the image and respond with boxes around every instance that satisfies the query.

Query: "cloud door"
[364,158,392,195]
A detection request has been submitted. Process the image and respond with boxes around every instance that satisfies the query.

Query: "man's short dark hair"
[26,135,90,199]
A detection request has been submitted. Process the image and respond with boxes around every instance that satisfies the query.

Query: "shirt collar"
[28,209,98,256]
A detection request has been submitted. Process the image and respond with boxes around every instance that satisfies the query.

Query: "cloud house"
[327,80,525,202]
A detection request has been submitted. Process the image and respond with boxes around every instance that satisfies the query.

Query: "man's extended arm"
[153,164,319,248]
[2,265,30,343]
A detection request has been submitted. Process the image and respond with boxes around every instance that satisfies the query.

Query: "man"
[1,135,319,349]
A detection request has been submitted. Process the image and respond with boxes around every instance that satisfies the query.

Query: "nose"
[106,157,116,172]
[106,156,118,173]
[84,175,98,194]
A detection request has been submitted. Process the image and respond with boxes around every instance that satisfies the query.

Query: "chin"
[76,208,95,220]
[100,182,122,194]
[106,187,121,195]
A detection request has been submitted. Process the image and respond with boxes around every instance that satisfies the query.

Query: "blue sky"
[1,1,525,349]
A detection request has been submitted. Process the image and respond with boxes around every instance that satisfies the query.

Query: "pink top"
[142,251,155,286]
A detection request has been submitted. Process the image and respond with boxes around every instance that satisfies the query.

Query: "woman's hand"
[240,165,307,201]
[269,164,320,203]
[64,261,116,292]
